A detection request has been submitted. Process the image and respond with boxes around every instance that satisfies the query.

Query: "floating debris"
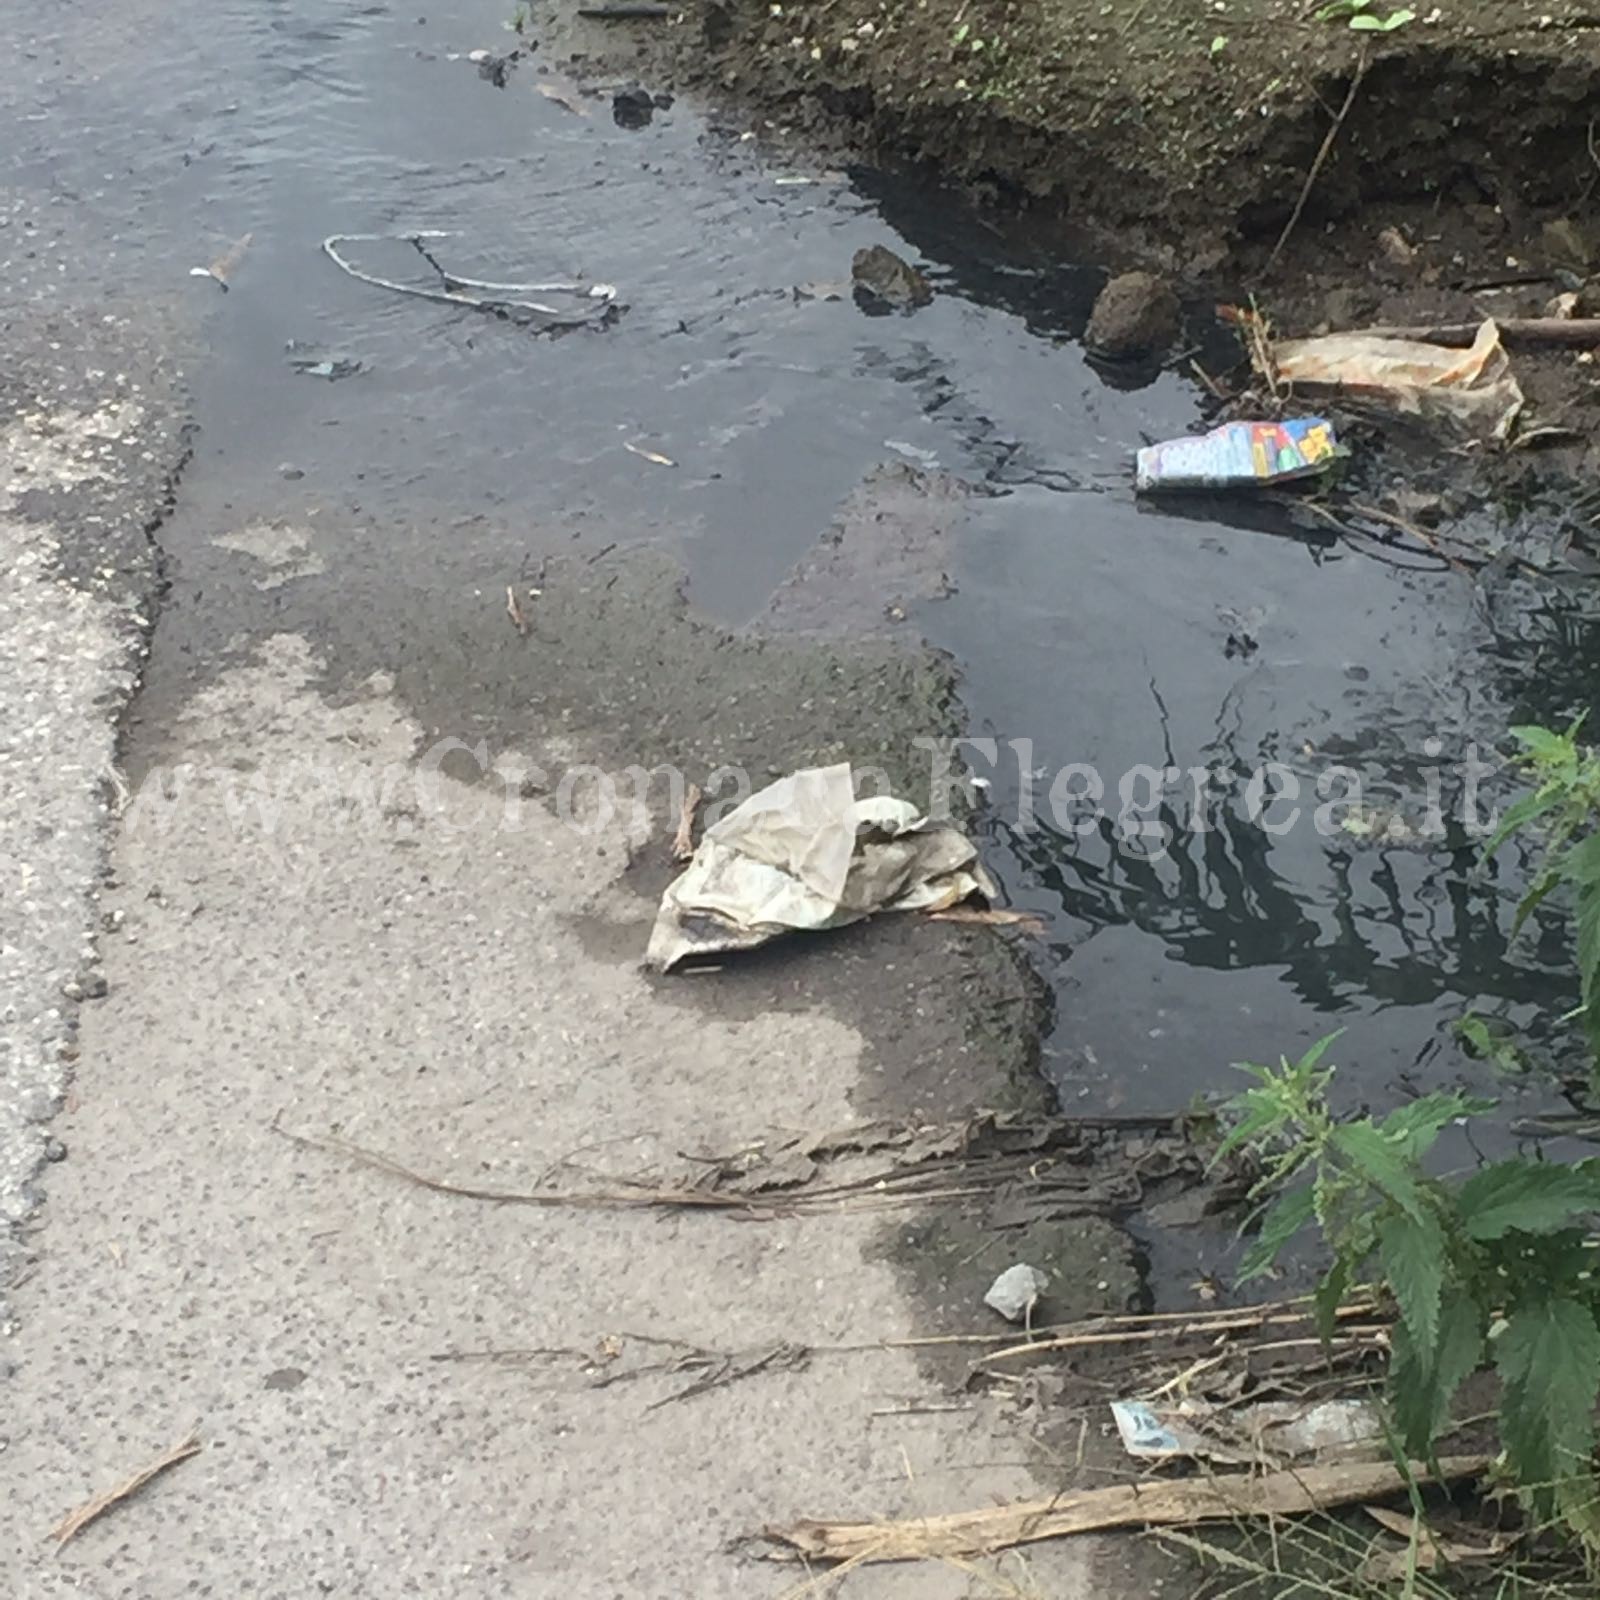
[623,440,675,467]
[188,230,253,291]
[322,231,618,328]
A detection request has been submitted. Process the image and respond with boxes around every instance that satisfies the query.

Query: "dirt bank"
[547,0,1600,458]
[555,0,1600,251]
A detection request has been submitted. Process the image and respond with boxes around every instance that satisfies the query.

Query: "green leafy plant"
[1222,1034,1600,1542]
[1454,1012,1535,1076]
[1314,0,1415,28]
[1487,721,1600,1080]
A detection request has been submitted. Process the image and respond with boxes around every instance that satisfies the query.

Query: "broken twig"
[50,1432,202,1549]
[1266,49,1367,272]
[1355,317,1600,347]
[765,1455,1488,1564]
[505,584,528,636]
[671,782,702,861]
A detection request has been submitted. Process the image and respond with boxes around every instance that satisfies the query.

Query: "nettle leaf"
[1379,1210,1444,1359]
[1390,1289,1485,1456]
[1457,1159,1600,1241]
[1329,1122,1428,1221]
[1379,1091,1496,1161]
[1510,722,1581,768]
[1495,1295,1600,1514]
[1214,1083,1285,1163]
[1566,837,1600,1060]
[1298,1031,1344,1073]
[1484,785,1564,860]
[1314,1256,1353,1347]
[1239,1184,1314,1281]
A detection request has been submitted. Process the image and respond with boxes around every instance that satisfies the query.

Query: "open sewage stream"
[10,0,1600,1171]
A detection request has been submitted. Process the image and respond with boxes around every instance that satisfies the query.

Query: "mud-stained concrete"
[0,612,1136,1597]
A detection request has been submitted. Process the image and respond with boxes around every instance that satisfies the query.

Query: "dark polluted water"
[8,0,1600,1142]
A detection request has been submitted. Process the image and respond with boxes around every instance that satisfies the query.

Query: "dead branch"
[505,584,528,636]
[765,1455,1488,1564]
[50,1432,202,1549]
[1356,318,1600,347]
[273,1108,1196,1221]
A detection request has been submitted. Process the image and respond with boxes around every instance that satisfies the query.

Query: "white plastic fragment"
[984,1264,1048,1323]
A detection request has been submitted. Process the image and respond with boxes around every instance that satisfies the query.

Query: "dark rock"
[850,245,932,310]
[1084,271,1180,359]
[612,86,655,129]
[43,1136,67,1163]
[652,90,675,110]
[265,1367,309,1391]
[476,53,511,88]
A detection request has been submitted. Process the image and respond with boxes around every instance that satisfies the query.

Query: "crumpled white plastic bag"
[646,763,995,970]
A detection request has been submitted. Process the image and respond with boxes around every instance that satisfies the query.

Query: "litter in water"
[1135,418,1341,492]
[188,231,253,291]
[646,762,995,970]
[285,343,363,381]
[323,231,618,328]
[624,440,676,467]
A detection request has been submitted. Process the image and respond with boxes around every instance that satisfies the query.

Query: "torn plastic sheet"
[1111,1397,1384,1468]
[1272,318,1523,440]
[646,763,996,970]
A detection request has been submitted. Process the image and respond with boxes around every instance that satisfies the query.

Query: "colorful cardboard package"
[1135,417,1341,491]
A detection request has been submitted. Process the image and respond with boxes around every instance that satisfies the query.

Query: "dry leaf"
[1359,1505,1517,1580]
[189,231,253,290]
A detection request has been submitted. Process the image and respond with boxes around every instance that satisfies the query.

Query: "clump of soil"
[1086,270,1181,359]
